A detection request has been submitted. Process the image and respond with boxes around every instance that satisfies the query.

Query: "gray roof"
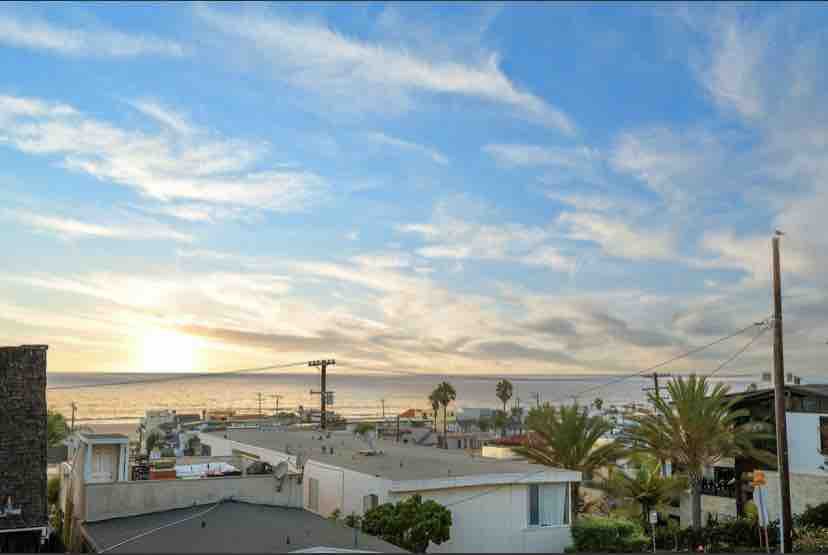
[82,501,406,553]
[209,428,572,482]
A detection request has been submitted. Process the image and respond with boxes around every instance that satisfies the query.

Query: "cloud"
[484,143,599,168]
[196,6,574,133]
[470,340,581,366]
[0,94,327,215]
[0,12,186,58]
[9,210,193,243]
[366,132,448,165]
[558,211,675,261]
[129,100,195,134]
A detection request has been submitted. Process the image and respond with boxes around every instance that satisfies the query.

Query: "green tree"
[623,374,774,529]
[428,389,441,433]
[592,397,604,413]
[145,430,163,453]
[493,410,509,437]
[496,379,513,414]
[435,382,456,449]
[362,494,452,553]
[47,410,68,448]
[605,454,687,527]
[354,422,376,436]
[514,403,624,516]
[477,416,491,432]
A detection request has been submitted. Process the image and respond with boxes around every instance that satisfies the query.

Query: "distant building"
[141,409,176,435]
[0,345,49,552]
[199,428,580,553]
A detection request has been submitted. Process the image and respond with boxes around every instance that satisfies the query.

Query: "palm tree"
[514,403,624,516]
[605,454,687,527]
[428,389,441,433]
[436,382,456,449]
[47,410,68,448]
[496,379,513,414]
[623,375,774,529]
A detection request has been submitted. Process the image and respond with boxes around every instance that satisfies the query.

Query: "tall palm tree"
[606,454,687,527]
[496,379,513,413]
[514,403,624,516]
[623,375,774,529]
[436,382,456,449]
[428,389,441,433]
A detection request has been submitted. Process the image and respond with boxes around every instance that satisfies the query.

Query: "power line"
[46,361,310,391]
[547,318,770,405]
[704,325,770,379]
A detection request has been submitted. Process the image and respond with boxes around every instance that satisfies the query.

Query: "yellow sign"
[752,469,767,487]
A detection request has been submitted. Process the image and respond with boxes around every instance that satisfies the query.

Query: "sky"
[1,2,827,378]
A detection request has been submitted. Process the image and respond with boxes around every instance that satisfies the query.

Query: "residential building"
[80,501,404,553]
[199,428,580,553]
[671,384,828,524]
[141,410,176,435]
[0,345,49,552]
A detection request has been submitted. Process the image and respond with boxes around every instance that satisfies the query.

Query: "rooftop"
[81,501,405,553]
[79,433,130,443]
[206,428,577,483]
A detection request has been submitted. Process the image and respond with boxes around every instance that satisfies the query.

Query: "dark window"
[529,484,540,526]
[820,417,828,454]
[803,398,819,412]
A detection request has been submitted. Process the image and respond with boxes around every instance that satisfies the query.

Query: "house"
[198,428,581,553]
[141,409,177,435]
[0,345,50,552]
[671,384,828,524]
[80,501,405,553]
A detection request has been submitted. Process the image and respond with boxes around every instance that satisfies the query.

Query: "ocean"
[45,371,758,424]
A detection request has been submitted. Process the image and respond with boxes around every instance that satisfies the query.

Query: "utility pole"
[643,372,671,403]
[309,359,335,430]
[380,399,386,420]
[772,234,793,553]
[270,394,283,415]
[70,402,77,433]
[530,392,541,408]
[257,392,263,418]
[396,415,400,443]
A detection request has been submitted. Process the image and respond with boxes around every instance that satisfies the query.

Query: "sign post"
[753,470,771,553]
[649,510,658,553]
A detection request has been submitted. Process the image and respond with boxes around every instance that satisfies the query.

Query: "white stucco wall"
[787,413,828,474]
[302,461,391,518]
[398,483,572,554]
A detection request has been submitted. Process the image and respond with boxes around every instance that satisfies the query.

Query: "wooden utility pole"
[772,234,793,553]
[309,359,335,430]
[70,401,77,433]
[380,399,386,419]
[270,394,283,415]
[257,392,263,418]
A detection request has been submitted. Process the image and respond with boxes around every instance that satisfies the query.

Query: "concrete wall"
[83,475,303,522]
[302,460,390,519]
[0,345,48,532]
[399,483,572,554]
[764,471,828,520]
[678,493,739,524]
[198,433,296,467]
[787,413,828,474]
[482,445,522,460]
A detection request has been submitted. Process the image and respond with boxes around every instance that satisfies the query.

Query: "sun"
[141,329,199,373]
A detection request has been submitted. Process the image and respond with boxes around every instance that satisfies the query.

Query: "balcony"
[699,477,736,498]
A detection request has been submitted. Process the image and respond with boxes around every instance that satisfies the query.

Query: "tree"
[622,374,775,529]
[510,405,523,435]
[145,430,163,454]
[47,410,68,448]
[493,410,509,437]
[478,416,491,432]
[605,454,687,527]
[513,403,624,517]
[592,397,604,413]
[354,422,376,437]
[362,494,452,553]
[496,379,513,414]
[435,382,456,449]
[428,389,441,433]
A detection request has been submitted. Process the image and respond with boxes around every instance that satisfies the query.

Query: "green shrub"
[794,526,828,552]
[653,517,780,552]
[798,501,828,528]
[47,476,61,507]
[571,516,649,553]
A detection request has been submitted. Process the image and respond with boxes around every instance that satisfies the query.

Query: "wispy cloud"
[558,211,675,261]
[196,6,574,133]
[0,12,186,58]
[8,209,193,243]
[366,132,448,165]
[0,94,327,215]
[484,143,599,168]
[129,99,195,134]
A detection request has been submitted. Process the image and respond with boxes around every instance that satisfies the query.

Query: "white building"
[198,428,580,553]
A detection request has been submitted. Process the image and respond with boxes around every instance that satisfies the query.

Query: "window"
[820,417,828,455]
[528,484,569,527]
[803,398,819,412]
[308,478,319,512]
[363,494,379,513]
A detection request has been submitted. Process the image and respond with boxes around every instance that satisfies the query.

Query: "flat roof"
[82,501,405,553]
[206,429,577,482]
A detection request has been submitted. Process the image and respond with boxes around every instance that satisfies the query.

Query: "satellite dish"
[274,461,289,480]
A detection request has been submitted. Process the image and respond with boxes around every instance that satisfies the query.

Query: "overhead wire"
[704,324,770,379]
[46,361,310,391]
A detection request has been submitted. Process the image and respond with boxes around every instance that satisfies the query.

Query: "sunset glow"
[141,329,199,373]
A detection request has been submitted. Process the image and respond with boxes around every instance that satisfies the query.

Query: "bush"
[47,476,61,507]
[794,526,828,552]
[653,517,780,552]
[571,516,650,553]
[798,501,828,528]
